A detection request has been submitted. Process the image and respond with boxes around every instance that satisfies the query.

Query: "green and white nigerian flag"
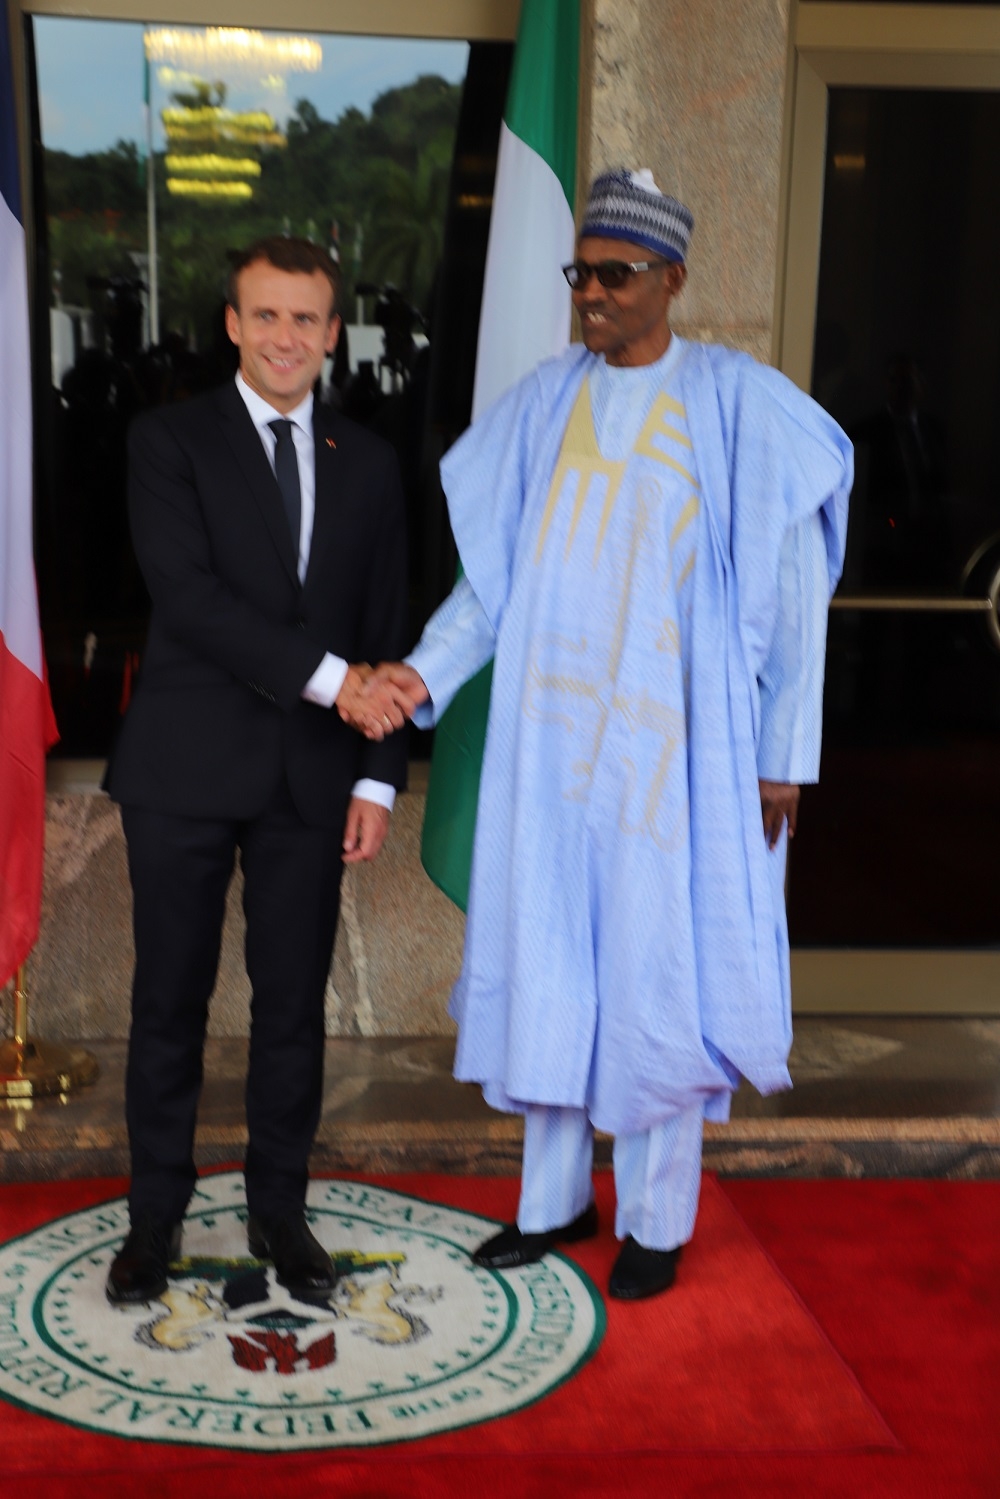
[470,0,580,420]
[421,0,580,910]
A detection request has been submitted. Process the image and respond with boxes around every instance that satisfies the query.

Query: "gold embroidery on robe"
[524,373,700,842]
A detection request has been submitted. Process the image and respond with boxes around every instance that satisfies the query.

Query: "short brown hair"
[226,236,341,318]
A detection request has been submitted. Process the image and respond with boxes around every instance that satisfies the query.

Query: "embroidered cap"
[580,168,693,264]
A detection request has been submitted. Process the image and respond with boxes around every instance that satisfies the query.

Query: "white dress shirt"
[235,372,395,810]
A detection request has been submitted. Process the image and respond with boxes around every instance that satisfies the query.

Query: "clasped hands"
[335,661,428,741]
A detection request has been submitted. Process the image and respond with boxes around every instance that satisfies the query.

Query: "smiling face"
[225,259,340,413]
[572,235,686,368]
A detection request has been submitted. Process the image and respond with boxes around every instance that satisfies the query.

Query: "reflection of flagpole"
[143,36,159,345]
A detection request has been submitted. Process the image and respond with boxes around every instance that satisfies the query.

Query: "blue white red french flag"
[0,0,57,988]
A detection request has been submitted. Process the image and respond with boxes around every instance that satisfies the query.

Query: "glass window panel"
[31,18,498,757]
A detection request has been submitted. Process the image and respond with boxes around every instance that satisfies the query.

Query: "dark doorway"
[789,86,1000,946]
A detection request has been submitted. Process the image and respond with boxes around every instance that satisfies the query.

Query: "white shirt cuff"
[351,779,396,811]
[302,652,348,708]
[301,659,396,809]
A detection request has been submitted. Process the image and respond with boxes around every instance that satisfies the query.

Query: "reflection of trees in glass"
[49,212,138,310]
[158,224,230,348]
[365,134,452,308]
[46,143,145,308]
[43,72,462,351]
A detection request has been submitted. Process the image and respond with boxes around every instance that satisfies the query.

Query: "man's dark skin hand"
[759,780,800,849]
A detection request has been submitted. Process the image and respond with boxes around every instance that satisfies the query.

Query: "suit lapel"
[215,382,300,588]
[306,404,346,594]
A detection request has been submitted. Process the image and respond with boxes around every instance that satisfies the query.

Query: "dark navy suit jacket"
[106,379,408,827]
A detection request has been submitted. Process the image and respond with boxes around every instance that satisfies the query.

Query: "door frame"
[776,2,1000,1014]
[774,2,1000,385]
[15,0,520,36]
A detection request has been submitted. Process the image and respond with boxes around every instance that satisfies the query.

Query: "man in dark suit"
[105,237,414,1307]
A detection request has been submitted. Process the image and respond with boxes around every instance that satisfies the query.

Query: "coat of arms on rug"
[135,1251,442,1372]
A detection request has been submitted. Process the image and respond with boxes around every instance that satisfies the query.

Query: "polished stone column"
[590,0,791,364]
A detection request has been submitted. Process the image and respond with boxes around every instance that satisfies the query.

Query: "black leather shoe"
[472,1201,598,1269]
[247,1213,337,1299]
[608,1236,682,1300]
[106,1215,182,1306]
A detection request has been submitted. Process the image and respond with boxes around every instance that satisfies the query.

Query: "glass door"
[779,5,1000,1012]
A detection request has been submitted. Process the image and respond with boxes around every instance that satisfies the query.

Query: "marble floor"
[3,1017,1000,1185]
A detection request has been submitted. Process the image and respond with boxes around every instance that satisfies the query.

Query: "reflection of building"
[327,326,428,387]
[50,305,94,390]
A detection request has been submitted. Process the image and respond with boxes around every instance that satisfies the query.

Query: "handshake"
[334,661,429,741]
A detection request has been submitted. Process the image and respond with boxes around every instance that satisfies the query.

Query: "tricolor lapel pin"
[326,437,337,449]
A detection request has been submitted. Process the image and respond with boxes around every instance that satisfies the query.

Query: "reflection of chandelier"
[161,107,284,200]
[147,26,316,207]
[165,154,262,177]
[167,179,254,199]
[144,27,322,75]
[165,150,262,199]
[161,107,286,149]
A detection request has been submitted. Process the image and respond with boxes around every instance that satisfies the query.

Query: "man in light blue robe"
[376,169,851,1299]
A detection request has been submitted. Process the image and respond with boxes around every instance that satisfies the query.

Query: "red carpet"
[1,1170,997,1496]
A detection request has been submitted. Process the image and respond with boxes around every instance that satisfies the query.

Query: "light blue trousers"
[515,1102,704,1252]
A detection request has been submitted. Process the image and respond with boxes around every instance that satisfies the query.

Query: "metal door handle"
[831,570,1000,652]
[830,596,991,611]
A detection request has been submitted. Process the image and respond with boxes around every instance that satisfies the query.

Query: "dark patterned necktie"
[268,419,302,561]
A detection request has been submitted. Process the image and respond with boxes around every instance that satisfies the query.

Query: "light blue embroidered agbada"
[409,340,851,1137]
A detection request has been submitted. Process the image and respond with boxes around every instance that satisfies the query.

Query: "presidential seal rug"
[0,1171,920,1499]
[0,1170,602,1451]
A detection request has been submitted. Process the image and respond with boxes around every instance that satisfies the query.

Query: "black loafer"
[608,1236,682,1300]
[247,1213,337,1299]
[472,1200,598,1269]
[106,1215,182,1306]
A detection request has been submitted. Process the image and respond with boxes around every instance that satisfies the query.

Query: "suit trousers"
[121,776,348,1226]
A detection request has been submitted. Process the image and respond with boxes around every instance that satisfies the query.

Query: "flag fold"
[1,0,57,988]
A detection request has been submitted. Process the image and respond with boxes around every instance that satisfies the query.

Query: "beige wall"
[589,0,792,364]
[3,776,466,1043]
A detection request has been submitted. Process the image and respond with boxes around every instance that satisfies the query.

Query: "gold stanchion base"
[0,1037,100,1099]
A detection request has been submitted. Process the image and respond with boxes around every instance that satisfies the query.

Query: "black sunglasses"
[562,258,666,290]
